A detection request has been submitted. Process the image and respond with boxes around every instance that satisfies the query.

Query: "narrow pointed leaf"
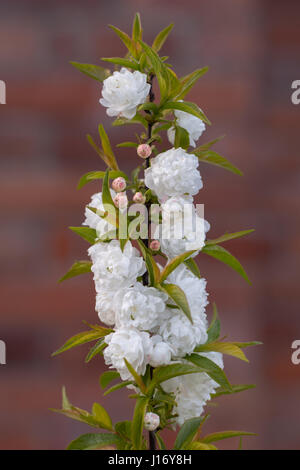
[70,62,110,82]
[195,342,249,363]
[152,23,174,52]
[100,371,120,389]
[206,303,221,343]
[101,57,139,70]
[85,339,106,363]
[104,381,133,396]
[160,283,193,323]
[202,244,251,284]
[124,358,146,393]
[174,417,203,450]
[184,258,201,278]
[186,354,231,390]
[92,403,113,431]
[109,25,136,57]
[59,260,92,283]
[131,396,149,450]
[98,124,119,171]
[52,327,112,357]
[202,430,256,444]
[161,100,210,125]
[152,363,206,387]
[69,226,97,244]
[205,229,254,246]
[77,170,128,190]
[212,384,255,398]
[194,150,242,175]
[67,433,119,450]
[175,67,209,100]
[132,13,142,41]
[160,250,196,283]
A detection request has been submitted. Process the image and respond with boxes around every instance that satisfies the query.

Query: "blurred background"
[0,0,300,450]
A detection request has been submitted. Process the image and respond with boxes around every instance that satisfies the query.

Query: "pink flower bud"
[133,192,146,204]
[137,144,152,159]
[113,192,128,210]
[144,412,160,431]
[150,240,160,251]
[112,177,126,192]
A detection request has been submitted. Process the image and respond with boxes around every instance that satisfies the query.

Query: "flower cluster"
[80,68,223,426]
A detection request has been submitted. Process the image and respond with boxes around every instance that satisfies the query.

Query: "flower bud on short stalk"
[133,192,146,204]
[137,144,152,159]
[150,240,160,251]
[112,177,126,192]
[144,412,160,432]
[113,192,128,210]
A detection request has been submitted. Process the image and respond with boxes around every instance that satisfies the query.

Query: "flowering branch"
[53,13,261,451]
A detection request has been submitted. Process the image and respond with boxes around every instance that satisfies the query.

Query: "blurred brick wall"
[0,0,300,449]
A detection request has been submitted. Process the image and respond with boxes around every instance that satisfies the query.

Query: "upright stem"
[142,74,156,451]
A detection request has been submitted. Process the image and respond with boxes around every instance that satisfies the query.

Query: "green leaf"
[186,354,231,390]
[160,250,196,283]
[202,430,256,444]
[86,134,112,168]
[100,371,120,389]
[59,260,92,283]
[62,386,71,410]
[233,341,262,348]
[159,283,193,323]
[152,23,174,52]
[174,67,209,100]
[131,396,149,450]
[67,433,119,450]
[132,13,142,42]
[195,341,249,363]
[174,125,190,149]
[155,432,167,450]
[116,141,138,148]
[124,358,146,393]
[98,124,119,171]
[174,417,203,450]
[152,363,206,387]
[52,327,112,357]
[77,170,128,189]
[104,380,133,396]
[92,403,113,431]
[70,62,110,82]
[69,226,97,244]
[205,229,254,246]
[85,339,106,363]
[115,421,132,443]
[206,303,221,343]
[113,114,148,129]
[212,384,255,398]
[194,149,242,176]
[194,135,225,152]
[101,57,140,70]
[202,244,251,284]
[188,441,217,450]
[137,239,160,286]
[161,100,211,125]
[184,258,201,278]
[139,40,169,100]
[109,25,136,57]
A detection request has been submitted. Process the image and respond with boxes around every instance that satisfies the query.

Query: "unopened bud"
[133,192,146,204]
[113,192,128,210]
[112,177,126,193]
[150,240,160,251]
[144,412,160,431]
[137,144,152,159]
